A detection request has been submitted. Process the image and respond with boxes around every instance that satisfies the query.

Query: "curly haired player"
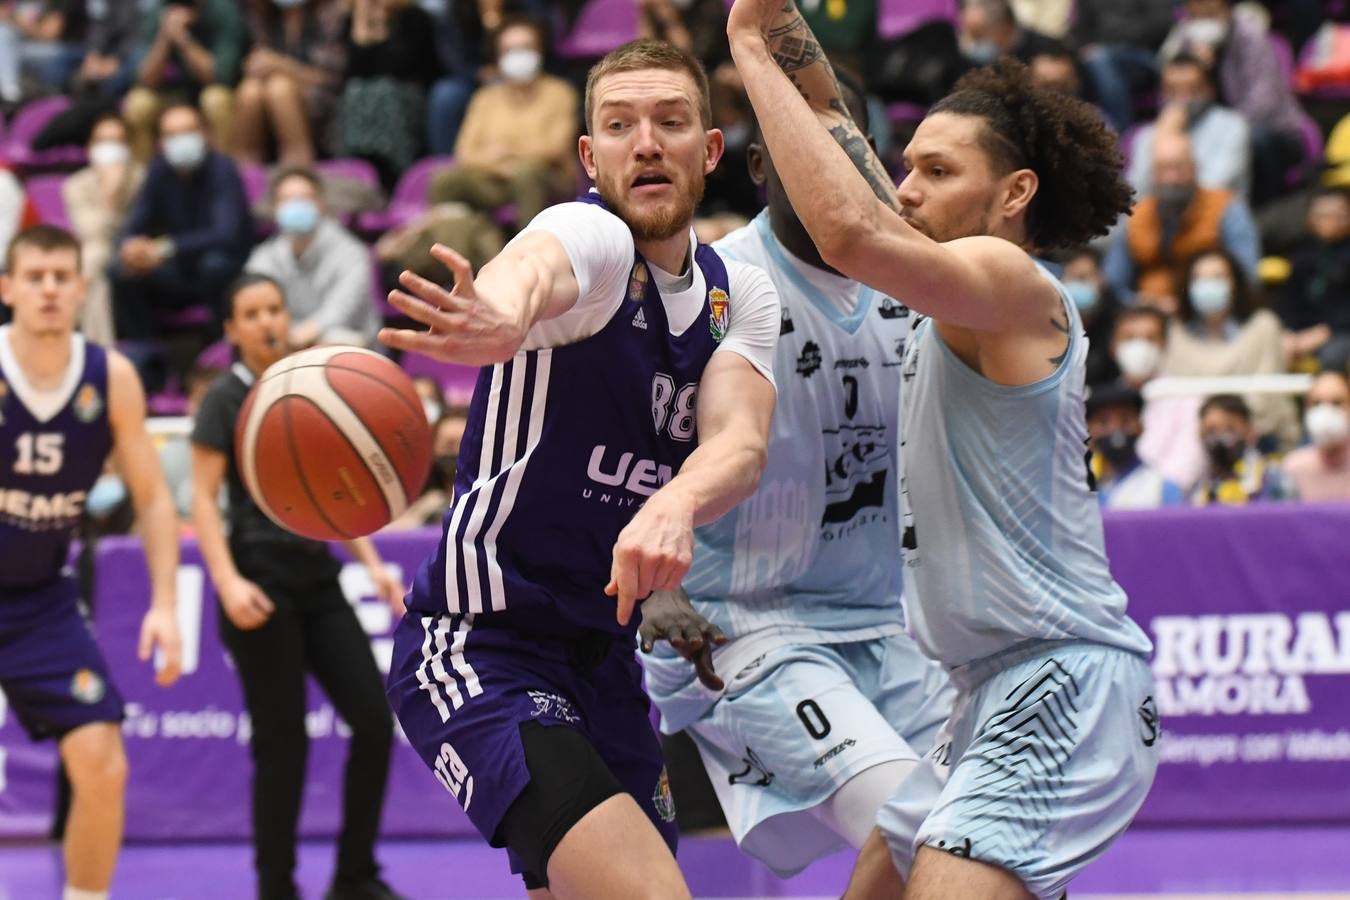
[727,2,1158,898]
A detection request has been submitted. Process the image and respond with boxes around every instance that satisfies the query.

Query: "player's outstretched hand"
[639,588,727,691]
[139,606,183,687]
[220,576,275,631]
[379,243,526,366]
[605,489,695,628]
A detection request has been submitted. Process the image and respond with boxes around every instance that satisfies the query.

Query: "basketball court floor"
[2,825,1348,899]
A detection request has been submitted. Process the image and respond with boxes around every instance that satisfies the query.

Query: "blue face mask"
[965,41,999,65]
[162,132,206,170]
[275,199,320,235]
[1063,279,1100,314]
[1190,277,1232,317]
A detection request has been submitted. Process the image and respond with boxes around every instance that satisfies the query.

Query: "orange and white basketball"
[235,346,433,541]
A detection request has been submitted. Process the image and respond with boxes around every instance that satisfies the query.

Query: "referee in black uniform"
[190,274,406,900]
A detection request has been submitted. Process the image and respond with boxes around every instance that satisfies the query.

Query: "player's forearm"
[664,428,768,528]
[343,536,381,569]
[474,245,562,351]
[191,489,240,590]
[137,486,179,612]
[730,12,898,264]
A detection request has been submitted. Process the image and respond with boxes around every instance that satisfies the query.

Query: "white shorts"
[877,639,1161,900]
[684,635,954,877]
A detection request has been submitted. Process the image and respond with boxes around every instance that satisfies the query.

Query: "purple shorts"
[387,611,677,872]
[0,577,125,741]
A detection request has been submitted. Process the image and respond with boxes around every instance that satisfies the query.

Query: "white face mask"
[162,131,207,170]
[89,140,130,169]
[1115,338,1163,380]
[499,48,542,84]
[1184,17,1228,46]
[1305,402,1350,447]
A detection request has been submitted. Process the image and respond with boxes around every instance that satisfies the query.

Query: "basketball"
[235,346,433,541]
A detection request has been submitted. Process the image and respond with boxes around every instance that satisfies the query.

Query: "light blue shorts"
[877,639,1161,900]
[684,634,954,877]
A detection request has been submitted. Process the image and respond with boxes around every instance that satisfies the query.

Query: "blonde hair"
[584,39,712,133]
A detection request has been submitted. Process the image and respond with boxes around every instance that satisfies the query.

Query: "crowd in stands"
[4,0,1350,528]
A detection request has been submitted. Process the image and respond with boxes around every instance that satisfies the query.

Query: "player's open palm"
[380,243,527,366]
[139,606,183,687]
[220,576,276,631]
[606,490,695,627]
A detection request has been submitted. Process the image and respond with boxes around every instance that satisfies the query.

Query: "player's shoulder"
[724,258,778,308]
[711,219,766,266]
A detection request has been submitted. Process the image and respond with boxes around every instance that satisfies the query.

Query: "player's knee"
[64,727,128,795]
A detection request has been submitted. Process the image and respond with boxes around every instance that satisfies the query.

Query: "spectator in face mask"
[1061,247,1120,385]
[1191,393,1293,505]
[1104,130,1260,312]
[1111,305,1209,492]
[1126,54,1250,199]
[1164,249,1300,449]
[62,114,146,346]
[427,15,578,228]
[111,103,253,352]
[1282,372,1350,502]
[1158,0,1308,207]
[957,0,1060,69]
[1087,383,1185,509]
[243,167,377,349]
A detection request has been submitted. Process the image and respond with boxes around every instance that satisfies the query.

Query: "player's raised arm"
[107,350,182,687]
[727,0,1077,333]
[379,232,583,365]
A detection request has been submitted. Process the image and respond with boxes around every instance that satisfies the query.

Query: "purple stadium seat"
[194,340,233,371]
[372,246,399,320]
[400,352,479,406]
[879,0,957,40]
[357,155,455,233]
[556,0,639,60]
[24,173,70,229]
[237,160,269,207]
[3,96,87,171]
[886,102,927,127]
[314,157,381,190]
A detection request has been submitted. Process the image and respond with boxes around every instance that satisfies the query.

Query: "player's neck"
[769,210,840,276]
[634,231,690,276]
[5,325,72,389]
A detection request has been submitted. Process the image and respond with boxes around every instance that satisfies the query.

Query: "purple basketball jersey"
[0,334,111,592]
[406,199,733,637]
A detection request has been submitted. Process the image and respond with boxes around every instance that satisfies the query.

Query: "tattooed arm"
[727,0,1063,347]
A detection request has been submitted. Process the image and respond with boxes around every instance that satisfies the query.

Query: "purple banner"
[3,530,470,841]
[3,508,1350,838]
[1105,503,1350,825]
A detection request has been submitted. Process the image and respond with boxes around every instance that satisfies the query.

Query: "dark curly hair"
[929,59,1133,250]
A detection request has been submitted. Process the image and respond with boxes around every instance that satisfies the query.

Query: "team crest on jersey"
[628,262,649,302]
[877,297,908,319]
[708,288,729,342]
[0,379,7,424]
[70,669,105,704]
[73,384,102,423]
[652,767,677,822]
[796,341,822,377]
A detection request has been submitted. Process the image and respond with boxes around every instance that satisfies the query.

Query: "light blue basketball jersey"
[681,213,913,641]
[897,264,1152,670]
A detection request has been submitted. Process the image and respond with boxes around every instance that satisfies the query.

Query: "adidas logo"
[632,308,648,330]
